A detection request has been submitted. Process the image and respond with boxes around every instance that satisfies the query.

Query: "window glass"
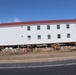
[27,36,31,40]
[57,34,61,39]
[57,25,60,29]
[67,34,70,38]
[27,26,30,30]
[47,35,51,39]
[47,25,50,29]
[38,35,41,39]
[66,24,70,28]
[37,26,40,30]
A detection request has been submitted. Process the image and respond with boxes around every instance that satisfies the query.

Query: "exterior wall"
[0,23,76,46]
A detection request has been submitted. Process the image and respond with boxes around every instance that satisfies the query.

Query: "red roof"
[0,19,76,27]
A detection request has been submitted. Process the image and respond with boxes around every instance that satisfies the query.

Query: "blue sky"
[0,0,76,23]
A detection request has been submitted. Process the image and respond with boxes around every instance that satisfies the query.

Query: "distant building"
[0,19,76,46]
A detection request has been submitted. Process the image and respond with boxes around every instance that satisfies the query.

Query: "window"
[57,34,61,39]
[27,36,31,40]
[57,25,60,29]
[27,26,30,30]
[21,26,23,28]
[47,35,51,39]
[66,24,70,28]
[47,25,50,29]
[37,35,41,39]
[67,34,70,38]
[37,26,40,30]
[21,35,23,37]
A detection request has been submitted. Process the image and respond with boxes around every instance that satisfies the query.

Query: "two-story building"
[0,19,76,46]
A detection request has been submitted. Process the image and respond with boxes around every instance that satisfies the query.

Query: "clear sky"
[0,0,76,23]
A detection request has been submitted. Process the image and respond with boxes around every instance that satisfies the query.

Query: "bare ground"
[0,48,76,64]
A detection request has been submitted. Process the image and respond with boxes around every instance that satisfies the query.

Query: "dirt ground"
[0,47,76,64]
